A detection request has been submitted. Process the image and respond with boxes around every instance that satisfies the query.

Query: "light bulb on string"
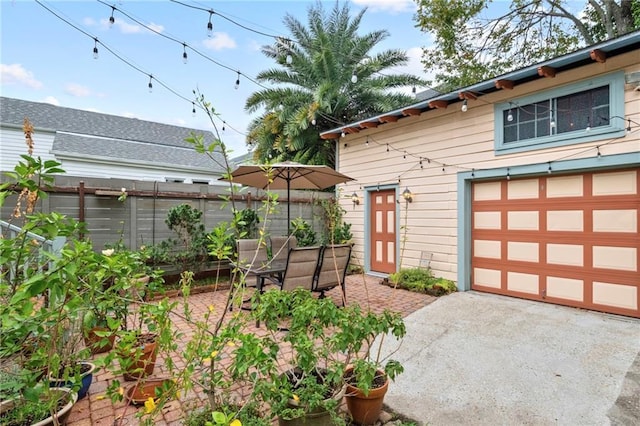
[507,107,514,122]
[109,6,115,27]
[341,131,346,138]
[234,71,240,89]
[182,44,188,64]
[311,118,316,126]
[222,121,226,132]
[626,119,632,133]
[403,151,406,159]
[92,38,99,59]
[412,86,417,98]
[351,73,358,84]
[278,103,284,111]
[547,162,552,174]
[148,75,153,93]
[386,144,389,152]
[596,146,601,158]
[365,137,369,147]
[286,54,293,65]
[207,11,214,37]
[192,103,196,117]
[506,168,511,181]
[461,99,468,112]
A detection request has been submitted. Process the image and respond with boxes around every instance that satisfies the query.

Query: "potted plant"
[252,289,350,425]
[0,138,92,420]
[340,307,406,425]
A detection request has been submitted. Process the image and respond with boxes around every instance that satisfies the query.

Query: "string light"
[461,99,468,112]
[351,73,358,84]
[182,43,188,64]
[471,168,475,179]
[626,118,631,133]
[386,144,389,152]
[234,71,240,89]
[412,86,417,98]
[148,75,153,93]
[547,162,552,174]
[506,167,511,180]
[207,10,214,37]
[341,131,346,138]
[311,118,316,126]
[286,53,293,65]
[596,145,601,158]
[192,102,196,117]
[507,103,514,122]
[403,151,406,159]
[419,158,423,169]
[92,38,99,59]
[36,0,250,136]
[585,119,591,132]
[365,136,369,147]
[109,6,115,27]
[222,121,226,132]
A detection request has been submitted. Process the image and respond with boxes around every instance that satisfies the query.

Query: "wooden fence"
[1,175,332,251]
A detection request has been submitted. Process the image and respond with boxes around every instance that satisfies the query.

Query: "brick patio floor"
[67,274,435,426]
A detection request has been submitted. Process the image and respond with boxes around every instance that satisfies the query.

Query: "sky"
[0,0,431,156]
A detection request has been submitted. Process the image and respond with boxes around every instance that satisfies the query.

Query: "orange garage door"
[471,168,639,318]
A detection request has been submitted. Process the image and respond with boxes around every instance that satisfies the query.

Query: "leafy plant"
[389,268,457,296]
[319,197,352,245]
[290,217,317,247]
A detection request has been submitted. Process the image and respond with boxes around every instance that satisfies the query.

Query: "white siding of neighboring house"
[337,50,640,283]
[56,157,222,185]
[0,127,56,172]
[0,127,222,185]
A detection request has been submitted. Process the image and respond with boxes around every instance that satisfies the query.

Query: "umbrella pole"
[287,178,291,236]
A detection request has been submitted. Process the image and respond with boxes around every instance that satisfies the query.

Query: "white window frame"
[494,71,626,155]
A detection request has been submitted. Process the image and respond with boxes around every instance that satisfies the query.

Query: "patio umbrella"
[219,161,355,233]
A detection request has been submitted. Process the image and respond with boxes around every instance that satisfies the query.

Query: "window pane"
[537,118,550,137]
[519,121,535,140]
[504,124,517,142]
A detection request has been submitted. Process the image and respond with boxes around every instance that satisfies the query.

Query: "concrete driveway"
[379,291,640,425]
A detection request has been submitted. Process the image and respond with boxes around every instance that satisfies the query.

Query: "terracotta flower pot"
[344,368,389,426]
[125,378,175,405]
[84,326,116,354]
[120,334,158,381]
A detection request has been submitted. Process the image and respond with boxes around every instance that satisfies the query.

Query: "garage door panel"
[471,168,640,318]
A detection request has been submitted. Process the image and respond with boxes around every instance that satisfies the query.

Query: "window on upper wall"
[495,72,625,154]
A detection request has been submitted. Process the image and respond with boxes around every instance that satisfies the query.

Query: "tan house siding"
[337,49,640,286]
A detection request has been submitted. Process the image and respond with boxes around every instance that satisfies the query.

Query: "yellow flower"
[208,305,215,312]
[226,341,235,347]
[144,397,156,413]
[203,357,211,363]
[211,350,218,358]
[292,394,300,402]
[95,394,106,401]
[230,420,242,426]
[117,387,125,396]
[176,390,181,399]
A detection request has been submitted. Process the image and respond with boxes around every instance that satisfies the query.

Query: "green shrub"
[389,268,457,296]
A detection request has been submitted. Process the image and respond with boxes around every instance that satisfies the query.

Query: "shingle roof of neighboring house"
[0,97,227,173]
[321,30,640,137]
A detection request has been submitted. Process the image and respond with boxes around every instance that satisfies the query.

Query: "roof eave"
[320,31,640,137]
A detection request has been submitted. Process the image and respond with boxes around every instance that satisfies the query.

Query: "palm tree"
[245,1,426,168]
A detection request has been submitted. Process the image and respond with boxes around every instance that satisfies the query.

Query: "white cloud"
[202,32,237,51]
[83,17,97,26]
[248,39,262,52]
[147,23,165,33]
[43,96,60,106]
[64,83,91,97]
[352,0,416,13]
[0,64,43,89]
[114,20,144,34]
